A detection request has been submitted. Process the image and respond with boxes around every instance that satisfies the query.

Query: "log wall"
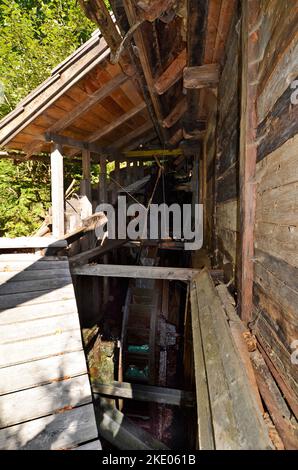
[204,7,240,285]
[252,0,298,411]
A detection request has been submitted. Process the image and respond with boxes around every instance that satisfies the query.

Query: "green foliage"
[0,1,95,236]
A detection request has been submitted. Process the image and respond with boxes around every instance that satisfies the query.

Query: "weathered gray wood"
[0,268,71,283]
[72,264,200,280]
[190,280,215,450]
[0,237,67,249]
[0,350,87,395]
[0,313,80,345]
[194,269,273,449]
[0,374,92,428]
[0,298,77,324]
[92,381,194,406]
[0,403,98,450]
[69,239,127,266]
[97,400,168,450]
[51,143,65,238]
[0,329,83,367]
[0,277,72,295]
[0,285,74,310]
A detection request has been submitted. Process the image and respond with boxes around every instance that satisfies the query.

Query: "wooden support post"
[50,143,64,238]
[99,155,107,204]
[81,149,92,218]
[239,0,259,323]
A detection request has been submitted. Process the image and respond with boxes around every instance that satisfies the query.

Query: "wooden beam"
[47,73,128,134]
[113,120,154,150]
[136,0,177,22]
[78,0,121,56]
[163,97,188,128]
[124,148,182,158]
[154,49,186,95]
[124,1,167,141]
[239,0,259,323]
[0,237,67,249]
[81,149,92,206]
[69,239,127,266]
[92,381,194,406]
[184,0,209,139]
[88,102,146,143]
[183,64,220,89]
[45,132,113,155]
[71,264,200,280]
[51,143,65,238]
[99,154,107,204]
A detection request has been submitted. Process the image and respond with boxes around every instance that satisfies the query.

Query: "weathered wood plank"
[0,313,80,345]
[154,49,186,95]
[0,268,71,283]
[216,200,239,232]
[0,329,83,368]
[216,164,239,203]
[256,134,298,193]
[162,97,187,129]
[69,239,127,266]
[255,180,298,226]
[72,264,200,281]
[0,259,69,272]
[194,269,272,449]
[0,285,75,310]
[0,277,72,295]
[0,350,87,395]
[257,77,298,162]
[183,64,220,89]
[0,298,77,324]
[0,403,98,450]
[257,34,298,124]
[0,237,67,249]
[0,374,92,428]
[92,381,194,406]
[190,280,215,450]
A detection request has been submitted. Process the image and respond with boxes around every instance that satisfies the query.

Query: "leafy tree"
[0,1,95,236]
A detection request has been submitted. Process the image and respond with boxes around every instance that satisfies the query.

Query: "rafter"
[47,73,128,134]
[154,49,186,95]
[88,101,147,143]
[113,120,154,150]
[124,1,167,142]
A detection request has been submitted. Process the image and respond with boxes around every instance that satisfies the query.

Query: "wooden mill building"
[0,0,297,450]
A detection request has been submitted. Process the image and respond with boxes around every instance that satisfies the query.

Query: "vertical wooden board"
[0,375,92,428]
[51,143,65,238]
[0,350,88,395]
[0,404,98,450]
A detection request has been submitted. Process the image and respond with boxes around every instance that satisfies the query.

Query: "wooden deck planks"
[191,269,273,450]
[0,253,100,450]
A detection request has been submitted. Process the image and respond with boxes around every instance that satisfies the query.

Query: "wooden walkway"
[0,253,100,450]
